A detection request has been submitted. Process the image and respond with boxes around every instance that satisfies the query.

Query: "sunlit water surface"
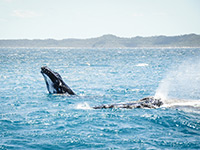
[0,48,200,149]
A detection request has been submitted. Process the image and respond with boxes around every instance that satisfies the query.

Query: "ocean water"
[0,47,200,149]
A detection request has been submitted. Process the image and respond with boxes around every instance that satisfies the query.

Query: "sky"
[0,0,200,39]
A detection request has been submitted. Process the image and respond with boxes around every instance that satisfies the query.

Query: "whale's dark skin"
[93,97,163,109]
[41,66,76,95]
[41,66,163,109]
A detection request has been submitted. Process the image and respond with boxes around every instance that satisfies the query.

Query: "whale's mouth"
[41,66,61,79]
[41,66,50,74]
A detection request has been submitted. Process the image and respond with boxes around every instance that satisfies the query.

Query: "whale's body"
[41,66,163,109]
[93,97,163,109]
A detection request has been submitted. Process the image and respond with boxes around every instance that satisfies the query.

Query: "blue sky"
[0,0,200,39]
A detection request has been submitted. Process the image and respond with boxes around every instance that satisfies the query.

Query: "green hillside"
[0,34,200,48]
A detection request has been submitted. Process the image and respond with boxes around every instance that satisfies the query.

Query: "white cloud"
[12,10,40,18]
[132,13,144,17]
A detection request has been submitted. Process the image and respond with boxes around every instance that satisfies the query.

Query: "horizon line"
[0,33,199,41]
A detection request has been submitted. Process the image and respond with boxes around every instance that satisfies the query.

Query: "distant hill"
[0,34,200,48]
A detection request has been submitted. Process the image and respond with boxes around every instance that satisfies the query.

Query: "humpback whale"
[41,66,163,109]
[93,97,163,109]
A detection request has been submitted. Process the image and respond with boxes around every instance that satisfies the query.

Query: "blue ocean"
[0,48,200,149]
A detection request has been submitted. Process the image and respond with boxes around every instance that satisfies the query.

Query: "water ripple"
[0,48,200,149]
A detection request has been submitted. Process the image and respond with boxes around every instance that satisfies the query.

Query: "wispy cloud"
[132,13,144,17]
[12,10,40,18]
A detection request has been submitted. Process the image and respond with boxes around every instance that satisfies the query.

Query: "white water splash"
[161,99,200,114]
[76,102,92,110]
[162,99,200,108]
[155,60,200,108]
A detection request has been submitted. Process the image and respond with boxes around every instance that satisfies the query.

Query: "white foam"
[76,102,92,110]
[161,99,200,113]
[162,99,200,107]
[135,63,149,67]
[86,62,91,66]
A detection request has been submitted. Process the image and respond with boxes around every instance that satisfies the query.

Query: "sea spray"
[155,60,200,101]
[76,102,92,110]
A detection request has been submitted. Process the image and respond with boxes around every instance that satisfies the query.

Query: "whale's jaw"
[41,66,76,95]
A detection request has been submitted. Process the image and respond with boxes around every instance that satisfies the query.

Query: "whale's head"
[41,66,75,95]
